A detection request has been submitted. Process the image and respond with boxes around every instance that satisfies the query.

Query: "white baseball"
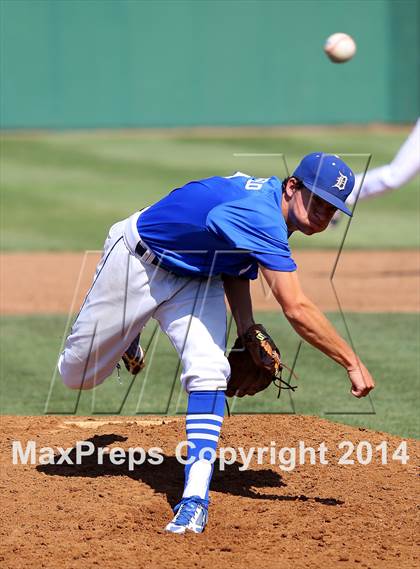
[324,33,356,63]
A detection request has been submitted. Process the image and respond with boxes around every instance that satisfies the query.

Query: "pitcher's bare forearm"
[286,301,374,397]
[260,266,375,398]
[222,275,255,335]
[260,267,356,369]
[284,295,357,369]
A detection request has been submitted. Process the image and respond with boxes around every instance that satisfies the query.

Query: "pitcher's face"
[289,186,338,235]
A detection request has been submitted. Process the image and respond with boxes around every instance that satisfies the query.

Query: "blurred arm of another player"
[350,118,420,206]
[331,118,420,225]
[222,275,255,336]
[260,267,375,398]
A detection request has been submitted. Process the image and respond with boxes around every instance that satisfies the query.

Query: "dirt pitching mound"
[0,415,418,569]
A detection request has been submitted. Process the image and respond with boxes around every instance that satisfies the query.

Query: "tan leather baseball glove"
[226,324,296,398]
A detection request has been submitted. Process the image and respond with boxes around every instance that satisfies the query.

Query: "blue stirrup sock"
[182,390,225,503]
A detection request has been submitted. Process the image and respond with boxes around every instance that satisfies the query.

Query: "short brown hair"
[281,176,305,192]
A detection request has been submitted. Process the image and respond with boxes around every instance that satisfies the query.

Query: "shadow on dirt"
[36,434,344,508]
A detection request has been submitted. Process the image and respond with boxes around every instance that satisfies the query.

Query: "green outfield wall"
[1,0,418,129]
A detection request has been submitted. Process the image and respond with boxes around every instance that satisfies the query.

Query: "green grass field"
[1,312,418,438]
[1,128,419,251]
[1,128,419,438]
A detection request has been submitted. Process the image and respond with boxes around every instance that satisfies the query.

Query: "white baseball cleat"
[165,496,209,534]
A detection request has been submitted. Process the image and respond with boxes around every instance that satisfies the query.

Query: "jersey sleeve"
[254,250,297,272]
[206,194,297,273]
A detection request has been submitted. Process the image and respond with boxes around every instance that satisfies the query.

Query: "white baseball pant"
[58,217,230,393]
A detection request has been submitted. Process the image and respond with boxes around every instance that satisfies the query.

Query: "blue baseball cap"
[293,153,355,216]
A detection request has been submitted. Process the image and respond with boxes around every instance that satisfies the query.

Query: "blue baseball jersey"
[137,173,297,278]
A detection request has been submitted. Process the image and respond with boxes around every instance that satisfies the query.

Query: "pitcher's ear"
[284,176,301,197]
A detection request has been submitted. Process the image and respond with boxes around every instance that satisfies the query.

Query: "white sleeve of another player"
[350,118,420,204]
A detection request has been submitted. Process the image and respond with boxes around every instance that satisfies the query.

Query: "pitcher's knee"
[58,351,98,391]
[181,354,230,392]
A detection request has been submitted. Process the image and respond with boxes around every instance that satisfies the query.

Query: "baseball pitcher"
[59,152,375,534]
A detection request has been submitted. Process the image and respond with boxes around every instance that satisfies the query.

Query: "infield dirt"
[1,250,419,314]
[0,415,418,569]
